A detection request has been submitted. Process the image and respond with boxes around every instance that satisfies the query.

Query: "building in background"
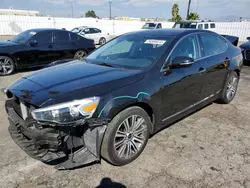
[0,9,40,16]
[114,17,141,21]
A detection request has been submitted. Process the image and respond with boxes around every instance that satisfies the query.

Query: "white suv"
[173,21,216,32]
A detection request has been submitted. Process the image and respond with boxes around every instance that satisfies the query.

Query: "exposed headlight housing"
[31,97,100,124]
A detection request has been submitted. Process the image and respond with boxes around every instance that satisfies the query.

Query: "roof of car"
[25,28,65,32]
[123,28,214,37]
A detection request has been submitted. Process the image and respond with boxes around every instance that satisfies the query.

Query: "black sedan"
[5,29,243,169]
[240,37,250,63]
[0,28,95,76]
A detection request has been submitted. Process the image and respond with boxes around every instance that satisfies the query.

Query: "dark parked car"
[240,37,250,63]
[5,29,243,169]
[0,28,95,76]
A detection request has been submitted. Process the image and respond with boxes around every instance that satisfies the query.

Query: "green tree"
[187,12,200,20]
[85,10,97,18]
[170,4,182,22]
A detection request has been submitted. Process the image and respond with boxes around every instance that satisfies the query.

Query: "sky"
[1,0,250,21]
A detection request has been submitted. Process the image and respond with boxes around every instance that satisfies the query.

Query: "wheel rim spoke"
[132,117,145,131]
[117,142,126,157]
[133,125,147,136]
[116,130,126,138]
[130,140,139,152]
[123,118,130,132]
[115,138,126,149]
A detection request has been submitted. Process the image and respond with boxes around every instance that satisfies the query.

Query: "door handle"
[199,67,206,73]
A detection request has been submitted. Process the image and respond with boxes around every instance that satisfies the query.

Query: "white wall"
[0,15,250,41]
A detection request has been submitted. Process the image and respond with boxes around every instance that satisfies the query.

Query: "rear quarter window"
[200,34,228,57]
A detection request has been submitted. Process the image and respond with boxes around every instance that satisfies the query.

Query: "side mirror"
[171,56,194,68]
[247,37,250,41]
[29,40,37,46]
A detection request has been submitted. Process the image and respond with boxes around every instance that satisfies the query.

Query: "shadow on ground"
[96,178,126,188]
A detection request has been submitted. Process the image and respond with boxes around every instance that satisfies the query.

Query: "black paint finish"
[5,29,243,168]
[6,29,243,132]
[0,28,95,70]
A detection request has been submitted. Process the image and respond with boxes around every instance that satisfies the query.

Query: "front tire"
[101,106,151,166]
[217,71,239,104]
[0,56,15,76]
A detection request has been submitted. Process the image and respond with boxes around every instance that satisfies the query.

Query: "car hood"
[0,40,21,47]
[240,41,250,49]
[7,60,144,107]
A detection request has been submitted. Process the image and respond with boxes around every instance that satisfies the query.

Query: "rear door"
[34,31,54,65]
[198,33,229,96]
[52,30,76,60]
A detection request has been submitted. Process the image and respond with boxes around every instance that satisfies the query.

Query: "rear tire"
[101,106,151,166]
[217,71,239,104]
[74,50,87,60]
[99,37,106,45]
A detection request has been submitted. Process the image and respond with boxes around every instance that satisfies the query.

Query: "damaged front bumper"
[5,99,108,170]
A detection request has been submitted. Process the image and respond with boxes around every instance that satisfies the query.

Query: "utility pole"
[109,1,112,20]
[186,0,191,20]
[71,3,74,18]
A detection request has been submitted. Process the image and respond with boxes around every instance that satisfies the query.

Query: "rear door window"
[70,32,81,42]
[54,31,70,44]
[204,24,209,29]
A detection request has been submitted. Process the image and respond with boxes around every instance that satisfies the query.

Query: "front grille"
[245,50,250,60]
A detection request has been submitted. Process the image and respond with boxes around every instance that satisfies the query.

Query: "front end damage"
[5,98,109,170]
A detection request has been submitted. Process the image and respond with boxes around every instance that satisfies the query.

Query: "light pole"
[109,1,112,20]
[71,2,74,18]
[186,0,191,20]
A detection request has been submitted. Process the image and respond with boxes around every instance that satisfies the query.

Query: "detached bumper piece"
[5,99,108,170]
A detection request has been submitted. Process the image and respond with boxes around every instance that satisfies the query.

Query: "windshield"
[71,27,85,34]
[142,23,156,29]
[86,35,172,69]
[173,22,197,29]
[10,30,37,43]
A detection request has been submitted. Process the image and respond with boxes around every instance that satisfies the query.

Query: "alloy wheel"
[0,56,14,76]
[74,50,86,59]
[114,115,148,160]
[100,38,106,45]
[226,75,238,100]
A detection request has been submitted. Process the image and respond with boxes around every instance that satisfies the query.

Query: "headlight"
[240,48,244,52]
[31,97,100,124]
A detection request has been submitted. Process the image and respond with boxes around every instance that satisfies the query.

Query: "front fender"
[97,92,151,120]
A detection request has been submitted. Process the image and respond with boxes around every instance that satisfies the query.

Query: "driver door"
[161,34,207,121]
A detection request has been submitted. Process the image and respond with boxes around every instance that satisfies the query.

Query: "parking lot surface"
[0,66,250,188]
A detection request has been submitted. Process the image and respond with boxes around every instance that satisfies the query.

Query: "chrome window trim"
[160,32,228,72]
